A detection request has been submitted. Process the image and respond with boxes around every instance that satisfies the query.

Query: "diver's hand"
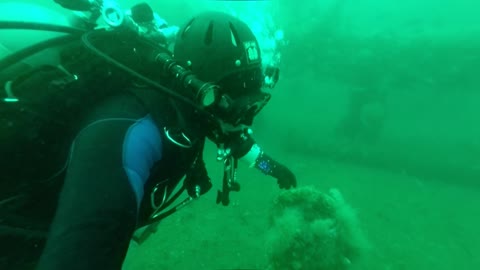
[272,164,297,190]
[254,153,297,189]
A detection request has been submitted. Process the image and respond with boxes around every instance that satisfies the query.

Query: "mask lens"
[232,92,270,126]
[214,69,271,125]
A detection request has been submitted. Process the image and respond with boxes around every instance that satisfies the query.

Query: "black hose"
[0,24,217,126]
[154,185,186,215]
[0,21,85,34]
[0,22,208,115]
[0,34,81,71]
[81,30,206,112]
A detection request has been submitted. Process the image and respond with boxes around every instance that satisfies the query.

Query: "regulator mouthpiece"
[101,2,124,27]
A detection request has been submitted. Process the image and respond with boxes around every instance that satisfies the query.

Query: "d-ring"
[164,127,193,148]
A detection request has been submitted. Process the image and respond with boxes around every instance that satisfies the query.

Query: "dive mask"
[211,68,273,126]
[214,91,271,126]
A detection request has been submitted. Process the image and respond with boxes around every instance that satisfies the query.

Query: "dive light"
[153,53,218,107]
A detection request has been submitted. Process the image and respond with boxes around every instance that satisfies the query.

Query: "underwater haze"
[128,0,480,269]
[2,0,479,269]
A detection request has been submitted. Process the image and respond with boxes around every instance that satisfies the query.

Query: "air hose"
[0,21,85,34]
[0,21,85,71]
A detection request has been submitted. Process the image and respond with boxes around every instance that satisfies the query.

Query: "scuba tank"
[0,1,72,67]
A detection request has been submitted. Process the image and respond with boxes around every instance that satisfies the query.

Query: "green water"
[1,0,479,269]
[124,149,480,269]
[124,1,480,269]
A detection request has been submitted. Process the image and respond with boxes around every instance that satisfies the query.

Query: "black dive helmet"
[174,11,271,126]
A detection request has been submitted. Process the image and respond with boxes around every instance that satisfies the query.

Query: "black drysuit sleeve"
[36,119,138,270]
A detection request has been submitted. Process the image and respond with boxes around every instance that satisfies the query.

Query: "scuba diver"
[0,0,296,269]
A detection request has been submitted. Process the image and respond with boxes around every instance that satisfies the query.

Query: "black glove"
[184,159,212,198]
[271,164,297,189]
[255,153,297,189]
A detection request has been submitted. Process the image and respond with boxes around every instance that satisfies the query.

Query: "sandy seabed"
[123,153,480,270]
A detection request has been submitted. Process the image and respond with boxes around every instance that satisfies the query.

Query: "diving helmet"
[174,11,271,126]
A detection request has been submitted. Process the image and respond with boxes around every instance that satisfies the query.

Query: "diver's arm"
[36,114,163,269]
[241,143,297,189]
[231,133,297,189]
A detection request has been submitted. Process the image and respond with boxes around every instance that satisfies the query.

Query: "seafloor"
[123,147,480,270]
